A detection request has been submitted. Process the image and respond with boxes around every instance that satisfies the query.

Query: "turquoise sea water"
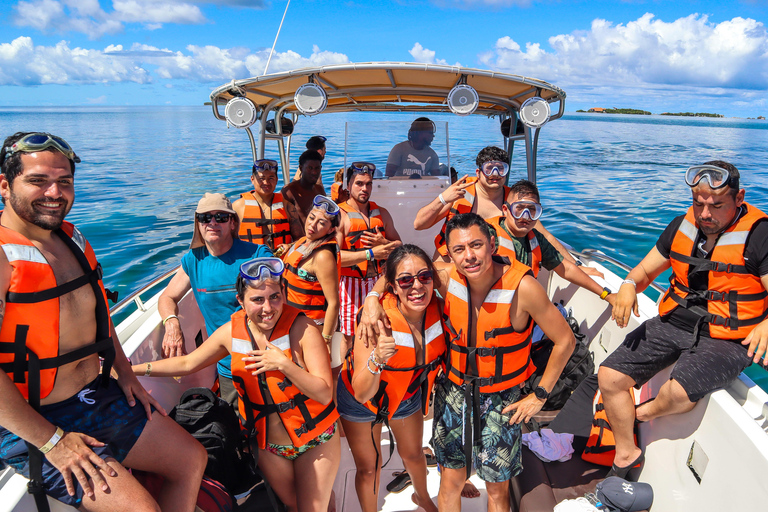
[1,107,767,387]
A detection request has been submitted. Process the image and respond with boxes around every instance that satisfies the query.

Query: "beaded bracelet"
[367,351,383,375]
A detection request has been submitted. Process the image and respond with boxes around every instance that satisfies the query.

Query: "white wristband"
[162,314,179,326]
[39,426,64,454]
[366,291,381,300]
[621,279,636,288]
[438,193,448,206]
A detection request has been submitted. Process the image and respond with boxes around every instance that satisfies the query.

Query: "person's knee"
[663,379,695,405]
[485,481,509,501]
[355,464,378,481]
[439,468,466,493]
[598,366,633,394]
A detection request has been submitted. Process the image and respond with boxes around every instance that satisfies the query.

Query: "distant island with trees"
[576,107,725,117]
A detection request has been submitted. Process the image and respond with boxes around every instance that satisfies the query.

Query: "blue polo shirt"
[181,238,272,378]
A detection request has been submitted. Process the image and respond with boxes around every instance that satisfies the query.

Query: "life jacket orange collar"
[282,236,340,321]
[339,200,385,278]
[238,191,292,249]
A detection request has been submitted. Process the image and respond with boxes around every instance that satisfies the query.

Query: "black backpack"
[523,320,595,411]
[169,387,246,492]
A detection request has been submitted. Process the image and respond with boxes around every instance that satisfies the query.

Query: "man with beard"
[0,132,206,510]
[159,193,271,407]
[599,161,768,479]
[358,213,574,512]
[233,159,292,255]
[283,150,326,240]
[337,161,401,353]
[386,118,440,177]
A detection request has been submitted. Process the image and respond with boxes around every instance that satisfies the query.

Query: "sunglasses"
[1,133,80,165]
[253,159,278,173]
[312,195,340,215]
[240,257,284,281]
[481,161,510,177]
[196,212,233,224]
[684,165,737,190]
[505,201,543,221]
[395,270,434,289]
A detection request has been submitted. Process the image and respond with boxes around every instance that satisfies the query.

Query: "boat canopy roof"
[209,62,566,118]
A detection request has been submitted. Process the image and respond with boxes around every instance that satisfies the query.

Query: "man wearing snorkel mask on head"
[385,117,440,177]
[491,179,616,311]
[599,161,768,480]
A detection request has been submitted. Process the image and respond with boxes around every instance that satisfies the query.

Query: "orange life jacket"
[434,178,510,257]
[339,201,385,278]
[229,307,338,450]
[330,182,348,203]
[282,236,340,322]
[238,191,292,249]
[0,220,116,406]
[582,388,639,466]
[487,216,542,277]
[444,257,535,393]
[341,292,446,422]
[657,203,768,340]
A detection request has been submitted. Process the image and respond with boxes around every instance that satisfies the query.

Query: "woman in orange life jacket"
[133,258,339,512]
[337,244,445,512]
[281,195,341,365]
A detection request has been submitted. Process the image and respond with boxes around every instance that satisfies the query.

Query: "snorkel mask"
[239,257,284,284]
[505,200,543,221]
[0,133,81,166]
[312,195,340,216]
[685,164,739,191]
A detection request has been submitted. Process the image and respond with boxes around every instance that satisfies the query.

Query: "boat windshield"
[343,118,450,180]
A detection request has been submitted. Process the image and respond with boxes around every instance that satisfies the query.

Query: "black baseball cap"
[596,477,654,512]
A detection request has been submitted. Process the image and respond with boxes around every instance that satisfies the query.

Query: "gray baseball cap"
[596,477,654,512]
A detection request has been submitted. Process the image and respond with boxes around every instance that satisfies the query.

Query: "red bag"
[134,470,233,512]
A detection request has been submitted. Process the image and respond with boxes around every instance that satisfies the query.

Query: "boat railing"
[110,265,179,317]
[573,248,667,298]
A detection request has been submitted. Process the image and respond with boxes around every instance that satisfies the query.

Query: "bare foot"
[461,480,481,499]
[411,492,439,512]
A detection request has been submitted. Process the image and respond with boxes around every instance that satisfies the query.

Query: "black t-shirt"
[656,205,768,333]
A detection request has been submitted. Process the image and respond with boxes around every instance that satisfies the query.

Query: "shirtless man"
[360,213,574,512]
[283,150,326,240]
[414,146,599,275]
[0,132,205,511]
[337,161,401,354]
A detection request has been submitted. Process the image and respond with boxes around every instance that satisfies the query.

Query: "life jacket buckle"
[276,399,295,413]
[475,346,495,357]
[294,424,309,436]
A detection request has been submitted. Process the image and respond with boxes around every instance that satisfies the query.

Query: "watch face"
[535,387,548,400]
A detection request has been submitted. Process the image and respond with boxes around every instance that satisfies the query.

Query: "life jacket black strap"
[6,265,100,304]
[284,276,325,296]
[242,217,288,227]
[669,251,750,275]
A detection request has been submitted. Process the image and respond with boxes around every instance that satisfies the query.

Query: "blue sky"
[1,0,767,116]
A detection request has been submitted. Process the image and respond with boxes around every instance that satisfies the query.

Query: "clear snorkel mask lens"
[1,133,81,165]
[481,161,510,177]
[253,159,279,174]
[239,257,284,283]
[506,201,543,221]
[312,195,340,216]
[351,161,376,175]
[684,165,736,190]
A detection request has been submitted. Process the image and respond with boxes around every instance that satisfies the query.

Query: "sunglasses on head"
[395,269,434,289]
[1,133,80,165]
[481,161,510,177]
[253,159,278,173]
[312,195,340,215]
[196,212,233,224]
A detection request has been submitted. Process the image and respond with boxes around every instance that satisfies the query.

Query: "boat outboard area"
[2,63,768,512]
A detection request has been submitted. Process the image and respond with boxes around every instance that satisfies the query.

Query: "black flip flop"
[386,471,412,493]
[425,453,438,467]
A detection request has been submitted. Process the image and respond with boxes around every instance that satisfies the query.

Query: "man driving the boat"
[233,159,292,254]
[599,161,768,480]
[385,117,441,177]
[0,132,206,511]
[492,179,616,307]
[337,161,402,355]
[358,213,575,512]
[282,150,326,241]
[158,193,272,408]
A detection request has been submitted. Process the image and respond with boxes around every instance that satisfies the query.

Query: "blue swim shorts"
[336,373,423,423]
[0,375,151,507]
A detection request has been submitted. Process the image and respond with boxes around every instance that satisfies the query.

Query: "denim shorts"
[0,376,150,507]
[336,374,423,422]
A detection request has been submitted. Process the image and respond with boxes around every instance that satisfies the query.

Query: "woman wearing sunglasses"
[281,195,342,363]
[134,258,339,512]
[337,244,445,512]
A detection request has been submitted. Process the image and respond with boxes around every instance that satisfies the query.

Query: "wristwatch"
[534,386,550,401]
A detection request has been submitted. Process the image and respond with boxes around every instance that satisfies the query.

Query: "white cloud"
[409,42,461,67]
[12,0,209,38]
[480,14,768,91]
[0,37,350,86]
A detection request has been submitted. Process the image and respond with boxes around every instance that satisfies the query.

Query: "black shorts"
[600,316,752,402]
[0,376,150,507]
